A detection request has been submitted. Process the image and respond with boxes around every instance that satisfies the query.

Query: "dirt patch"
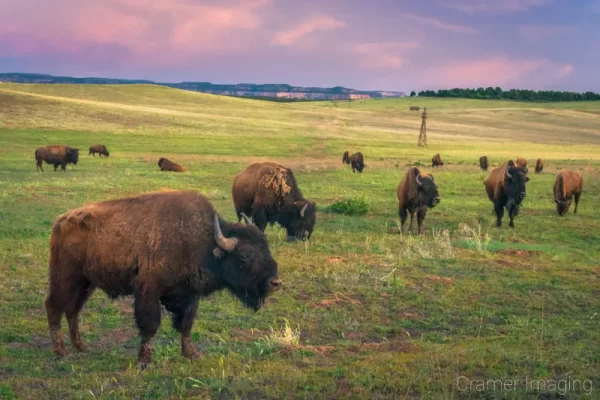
[96,327,135,350]
[113,298,134,315]
[424,275,453,285]
[324,256,345,264]
[312,293,361,309]
[346,340,415,354]
[229,327,264,342]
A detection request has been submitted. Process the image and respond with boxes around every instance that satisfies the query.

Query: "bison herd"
[36,143,584,366]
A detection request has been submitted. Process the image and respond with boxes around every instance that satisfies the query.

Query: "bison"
[35,145,79,172]
[89,144,110,157]
[553,170,583,216]
[45,190,281,367]
[158,157,186,172]
[479,156,489,171]
[343,151,366,173]
[232,162,316,241]
[535,158,544,174]
[432,153,444,168]
[485,163,530,228]
[409,106,420,111]
[397,167,440,234]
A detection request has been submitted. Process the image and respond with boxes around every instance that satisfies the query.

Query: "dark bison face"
[213,215,280,311]
[504,166,529,208]
[281,200,317,241]
[555,198,571,216]
[68,148,79,165]
[355,161,365,172]
[105,151,110,157]
[158,158,165,168]
[416,174,440,208]
[342,152,350,164]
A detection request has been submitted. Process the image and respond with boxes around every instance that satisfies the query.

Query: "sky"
[1,0,599,92]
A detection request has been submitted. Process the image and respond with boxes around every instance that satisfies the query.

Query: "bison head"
[555,198,571,216]
[504,166,529,208]
[212,215,280,311]
[105,150,110,157]
[279,200,317,241]
[415,174,440,208]
[67,148,79,165]
[158,158,165,168]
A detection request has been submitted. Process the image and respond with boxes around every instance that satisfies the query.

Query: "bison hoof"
[183,347,200,360]
[74,341,88,352]
[54,345,69,359]
[137,362,150,370]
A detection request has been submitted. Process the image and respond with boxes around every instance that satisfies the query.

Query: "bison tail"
[35,149,39,160]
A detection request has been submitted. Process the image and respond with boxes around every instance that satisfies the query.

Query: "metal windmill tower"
[418,107,427,147]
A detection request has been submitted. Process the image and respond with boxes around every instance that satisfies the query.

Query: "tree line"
[410,87,600,102]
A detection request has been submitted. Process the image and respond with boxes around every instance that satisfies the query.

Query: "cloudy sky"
[1,0,599,92]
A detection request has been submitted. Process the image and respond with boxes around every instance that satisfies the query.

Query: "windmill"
[418,107,427,147]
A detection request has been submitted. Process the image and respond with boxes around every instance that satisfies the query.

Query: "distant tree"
[415,86,600,102]
[410,91,416,97]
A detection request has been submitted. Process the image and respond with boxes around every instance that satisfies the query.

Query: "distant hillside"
[0,73,405,101]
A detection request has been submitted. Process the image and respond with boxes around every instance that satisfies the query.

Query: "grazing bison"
[158,157,186,172]
[485,163,530,228]
[89,144,109,157]
[535,158,544,174]
[409,106,420,111]
[479,156,489,171]
[349,152,366,173]
[431,153,444,168]
[45,191,281,366]
[35,145,79,172]
[397,167,440,234]
[232,162,316,241]
[553,170,583,216]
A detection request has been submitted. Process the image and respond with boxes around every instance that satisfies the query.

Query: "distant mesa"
[0,73,406,101]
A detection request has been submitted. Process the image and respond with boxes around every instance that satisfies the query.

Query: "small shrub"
[330,195,369,216]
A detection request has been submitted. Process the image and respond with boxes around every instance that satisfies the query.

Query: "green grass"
[1,84,599,399]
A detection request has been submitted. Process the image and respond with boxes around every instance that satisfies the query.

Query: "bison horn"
[505,169,512,179]
[300,203,308,218]
[214,214,237,252]
[240,212,252,225]
[415,174,423,186]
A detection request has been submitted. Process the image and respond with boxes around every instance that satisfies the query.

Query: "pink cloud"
[439,0,552,14]
[0,0,272,62]
[352,42,419,69]
[402,13,478,35]
[518,25,577,40]
[418,56,575,89]
[272,16,346,46]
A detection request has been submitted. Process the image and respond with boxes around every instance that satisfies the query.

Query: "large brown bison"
[535,158,544,174]
[158,157,186,172]
[89,144,110,157]
[35,145,79,172]
[485,163,530,228]
[553,170,583,216]
[397,167,440,234]
[479,156,489,171]
[232,162,317,241]
[45,190,280,367]
[432,153,444,167]
[344,151,365,173]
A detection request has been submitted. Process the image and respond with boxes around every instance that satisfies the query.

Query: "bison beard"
[485,164,529,228]
[35,145,79,172]
[397,167,440,235]
[44,191,280,367]
[553,169,583,216]
[232,162,316,241]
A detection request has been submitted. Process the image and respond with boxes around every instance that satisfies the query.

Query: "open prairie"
[0,84,599,399]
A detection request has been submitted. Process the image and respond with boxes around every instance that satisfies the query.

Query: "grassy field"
[0,83,599,399]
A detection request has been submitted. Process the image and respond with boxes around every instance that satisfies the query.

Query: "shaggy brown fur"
[479,156,489,171]
[431,153,444,167]
[89,144,109,157]
[516,157,527,170]
[485,163,529,228]
[397,167,440,234]
[35,145,79,172]
[553,170,583,216]
[158,157,186,172]
[535,158,544,174]
[45,190,280,366]
[232,162,316,240]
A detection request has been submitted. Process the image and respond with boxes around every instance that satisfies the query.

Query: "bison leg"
[37,160,43,172]
[494,203,504,228]
[399,207,408,233]
[574,192,581,214]
[252,207,268,232]
[408,212,415,233]
[161,294,200,359]
[61,163,67,172]
[53,163,59,171]
[45,294,69,358]
[65,279,95,352]
[417,209,427,235]
[134,285,161,367]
